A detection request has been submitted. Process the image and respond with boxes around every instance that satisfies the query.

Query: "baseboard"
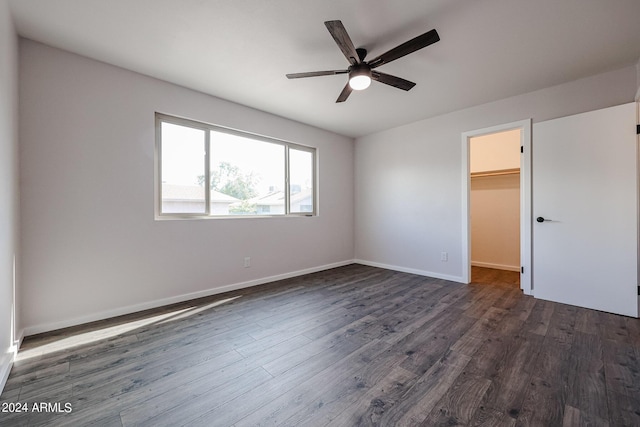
[0,352,12,396]
[12,329,24,354]
[353,259,465,284]
[23,260,355,336]
[471,261,520,272]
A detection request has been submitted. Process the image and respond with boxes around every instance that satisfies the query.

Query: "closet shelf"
[471,168,520,178]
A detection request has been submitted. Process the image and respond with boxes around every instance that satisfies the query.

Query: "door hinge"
[521,266,524,274]
[637,124,640,135]
[638,285,640,296]
[520,146,524,153]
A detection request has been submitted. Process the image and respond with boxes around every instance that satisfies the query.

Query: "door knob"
[536,216,551,223]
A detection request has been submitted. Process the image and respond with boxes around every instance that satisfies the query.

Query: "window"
[289,148,314,214]
[156,113,316,218]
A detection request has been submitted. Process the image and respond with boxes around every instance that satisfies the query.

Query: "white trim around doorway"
[461,119,532,295]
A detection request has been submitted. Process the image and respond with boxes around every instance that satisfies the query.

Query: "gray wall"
[0,0,19,389]
[19,40,355,334]
[354,65,637,281]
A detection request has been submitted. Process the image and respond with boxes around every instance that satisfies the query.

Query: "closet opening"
[461,119,532,294]
[469,129,521,286]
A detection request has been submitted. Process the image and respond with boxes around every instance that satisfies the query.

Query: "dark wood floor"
[1,264,639,426]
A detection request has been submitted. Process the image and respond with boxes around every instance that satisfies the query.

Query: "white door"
[532,102,638,317]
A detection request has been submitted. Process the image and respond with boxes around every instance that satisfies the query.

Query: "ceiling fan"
[286,20,440,103]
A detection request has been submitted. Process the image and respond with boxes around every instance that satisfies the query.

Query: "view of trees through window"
[158,114,315,217]
[199,162,259,214]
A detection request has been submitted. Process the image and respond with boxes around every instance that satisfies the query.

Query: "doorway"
[461,120,532,294]
[470,129,520,286]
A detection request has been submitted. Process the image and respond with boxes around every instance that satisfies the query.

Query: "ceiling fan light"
[348,64,372,91]
[349,74,371,90]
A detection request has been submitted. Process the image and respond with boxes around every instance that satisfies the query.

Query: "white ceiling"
[9,0,640,138]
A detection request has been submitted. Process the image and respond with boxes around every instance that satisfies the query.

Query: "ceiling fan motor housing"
[349,62,372,79]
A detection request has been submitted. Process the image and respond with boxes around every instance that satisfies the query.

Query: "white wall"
[471,174,520,271]
[19,40,355,334]
[470,129,521,173]
[0,0,19,391]
[355,65,637,282]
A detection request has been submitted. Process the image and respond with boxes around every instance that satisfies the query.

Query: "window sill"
[154,213,316,221]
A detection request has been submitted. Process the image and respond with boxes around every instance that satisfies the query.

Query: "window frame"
[155,113,317,219]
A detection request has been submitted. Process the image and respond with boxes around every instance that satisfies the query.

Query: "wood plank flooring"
[1,264,640,426]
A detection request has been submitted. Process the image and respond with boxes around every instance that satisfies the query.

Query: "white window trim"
[155,113,317,219]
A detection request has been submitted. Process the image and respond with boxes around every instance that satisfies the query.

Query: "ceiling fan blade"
[286,70,348,79]
[325,20,360,65]
[336,82,353,103]
[369,29,439,69]
[371,71,416,91]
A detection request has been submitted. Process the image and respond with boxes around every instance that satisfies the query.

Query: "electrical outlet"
[243,257,251,268]
[440,252,448,262]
